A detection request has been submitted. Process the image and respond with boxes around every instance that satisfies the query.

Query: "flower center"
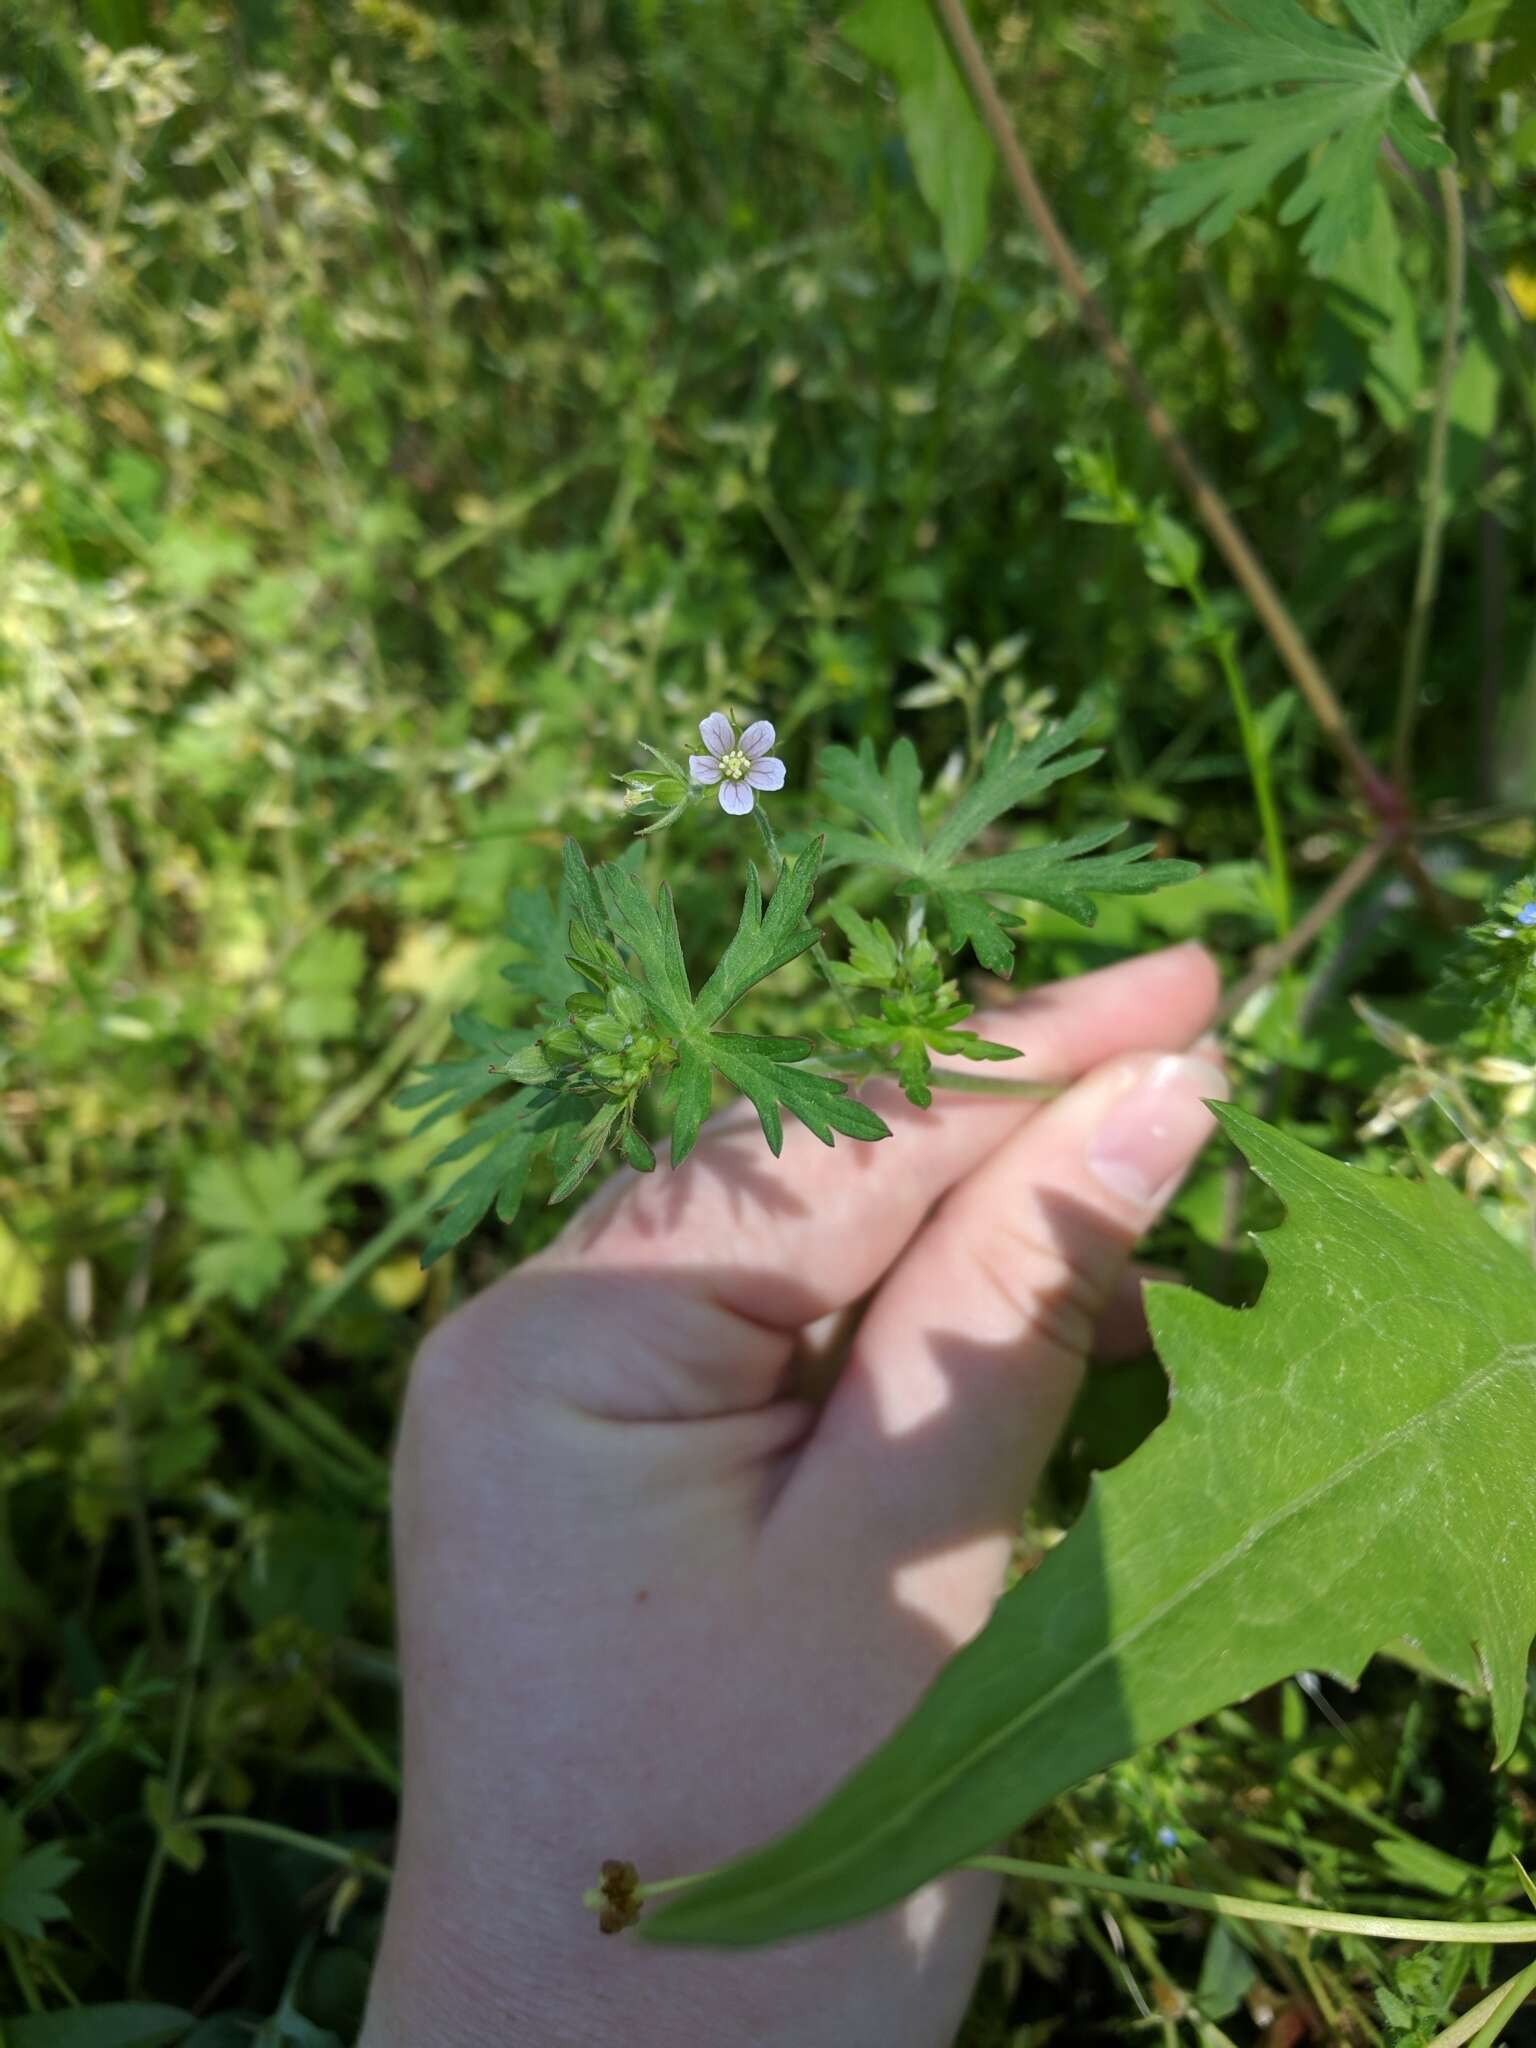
[719,747,751,781]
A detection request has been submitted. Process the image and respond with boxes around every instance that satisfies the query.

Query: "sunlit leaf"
[643,1108,1536,1945]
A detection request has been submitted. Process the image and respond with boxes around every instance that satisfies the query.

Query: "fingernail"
[1086,1054,1229,1209]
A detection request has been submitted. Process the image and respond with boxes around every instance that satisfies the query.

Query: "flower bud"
[502,1043,554,1084]
[580,1013,628,1052]
[611,984,648,1033]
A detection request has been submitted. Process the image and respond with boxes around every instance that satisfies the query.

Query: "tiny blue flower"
[1517,902,1536,928]
[1156,1825,1178,1847]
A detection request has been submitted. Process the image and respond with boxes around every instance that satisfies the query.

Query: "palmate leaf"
[595,839,892,1166]
[643,1106,1536,1946]
[0,1804,78,1939]
[821,706,1196,975]
[1147,0,1459,273]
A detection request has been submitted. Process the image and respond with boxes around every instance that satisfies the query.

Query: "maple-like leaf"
[642,1106,1536,1945]
[821,705,1196,975]
[0,1803,78,1939]
[1147,0,1460,273]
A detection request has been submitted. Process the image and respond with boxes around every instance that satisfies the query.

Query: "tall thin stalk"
[1393,84,1469,784]
[1190,586,1291,936]
[127,1581,213,1994]
[925,0,1381,813]
[924,0,1454,929]
[961,1854,1536,1946]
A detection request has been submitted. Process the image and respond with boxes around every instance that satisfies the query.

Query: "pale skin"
[361,941,1225,2047]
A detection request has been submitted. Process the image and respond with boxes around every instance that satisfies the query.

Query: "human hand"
[361,942,1224,2048]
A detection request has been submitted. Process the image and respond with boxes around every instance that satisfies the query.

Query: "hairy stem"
[1394,87,1468,785]
[1216,834,1392,1028]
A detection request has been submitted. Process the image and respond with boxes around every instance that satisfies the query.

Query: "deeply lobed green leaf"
[1147,0,1458,271]
[821,706,1197,974]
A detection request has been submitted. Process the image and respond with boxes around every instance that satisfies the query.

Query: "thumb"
[771,1047,1227,1640]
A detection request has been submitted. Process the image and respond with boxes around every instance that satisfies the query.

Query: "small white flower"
[688,711,787,816]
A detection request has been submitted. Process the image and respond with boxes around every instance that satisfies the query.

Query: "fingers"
[771,1046,1227,1637]
[546,943,1221,1331]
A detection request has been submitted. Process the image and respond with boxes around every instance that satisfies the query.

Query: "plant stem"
[213,1314,386,1482]
[753,808,860,1026]
[925,0,1453,929]
[1215,834,1392,1028]
[276,1186,445,1349]
[1191,584,1291,934]
[318,1691,402,1794]
[926,0,1380,815]
[127,1580,213,1995]
[3,1929,44,2012]
[961,1853,1536,1946]
[186,1813,392,1884]
[589,1850,1536,1954]
[1393,88,1467,786]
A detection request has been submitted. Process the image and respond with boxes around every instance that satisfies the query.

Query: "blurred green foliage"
[2,0,1535,2036]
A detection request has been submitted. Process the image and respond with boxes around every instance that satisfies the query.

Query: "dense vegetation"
[3,0,1535,2039]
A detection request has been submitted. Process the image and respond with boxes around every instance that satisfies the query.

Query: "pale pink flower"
[688,712,787,817]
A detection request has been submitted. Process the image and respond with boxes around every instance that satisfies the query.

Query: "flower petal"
[718,778,756,816]
[689,755,723,785]
[698,711,734,758]
[745,755,786,792]
[738,719,776,759]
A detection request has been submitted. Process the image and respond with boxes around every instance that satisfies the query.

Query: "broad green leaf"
[843,0,993,272]
[821,707,1197,974]
[1148,0,1457,274]
[642,1106,1536,1946]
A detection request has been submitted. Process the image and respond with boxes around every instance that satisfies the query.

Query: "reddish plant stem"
[925,0,1448,922]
